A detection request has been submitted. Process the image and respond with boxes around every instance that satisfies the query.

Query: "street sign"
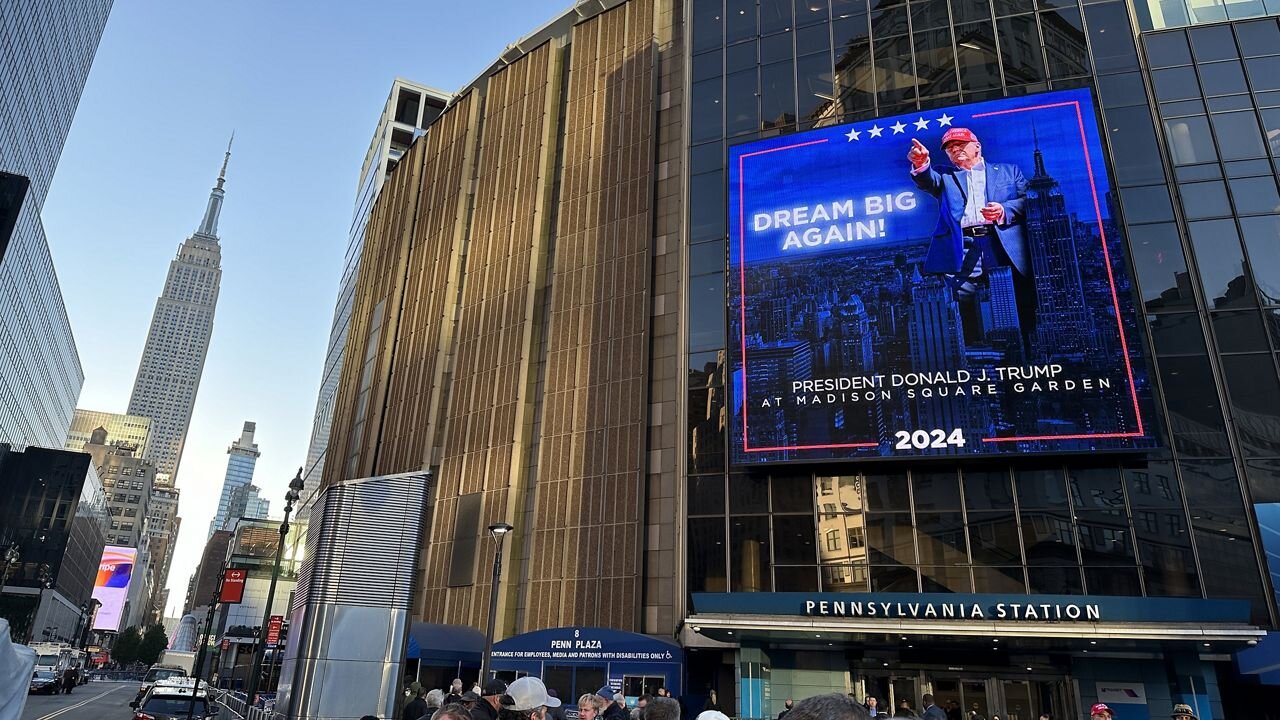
[221,639,229,651]
[265,615,283,647]
[219,568,247,603]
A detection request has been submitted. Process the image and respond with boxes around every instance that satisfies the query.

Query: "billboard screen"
[91,546,137,632]
[728,88,1154,463]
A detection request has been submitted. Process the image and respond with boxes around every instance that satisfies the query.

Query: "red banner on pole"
[219,568,247,603]
[220,638,229,651]
[265,615,283,647]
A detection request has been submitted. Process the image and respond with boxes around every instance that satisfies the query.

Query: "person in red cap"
[907,127,1034,351]
[1090,703,1114,720]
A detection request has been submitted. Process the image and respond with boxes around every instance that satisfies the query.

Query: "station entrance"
[857,669,1073,720]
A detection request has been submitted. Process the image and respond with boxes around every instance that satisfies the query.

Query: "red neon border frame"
[735,99,1146,455]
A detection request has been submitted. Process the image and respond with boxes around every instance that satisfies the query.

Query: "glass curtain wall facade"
[685,0,1280,715]
[0,0,112,450]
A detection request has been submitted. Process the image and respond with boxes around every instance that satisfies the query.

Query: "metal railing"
[213,688,276,720]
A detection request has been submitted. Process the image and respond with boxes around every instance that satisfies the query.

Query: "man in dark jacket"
[472,679,508,720]
[404,688,431,720]
[597,686,627,720]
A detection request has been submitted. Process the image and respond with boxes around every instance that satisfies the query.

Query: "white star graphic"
[868,125,883,138]
[937,113,954,127]
[913,116,930,131]
[890,121,907,134]
[845,127,861,141]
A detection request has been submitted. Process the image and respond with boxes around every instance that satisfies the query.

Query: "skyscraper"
[0,0,113,450]
[209,422,261,538]
[299,80,448,494]
[126,142,229,479]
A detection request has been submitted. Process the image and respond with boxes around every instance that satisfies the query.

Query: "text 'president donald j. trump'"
[907,127,1035,350]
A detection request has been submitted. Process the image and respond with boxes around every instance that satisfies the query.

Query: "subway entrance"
[856,668,1073,720]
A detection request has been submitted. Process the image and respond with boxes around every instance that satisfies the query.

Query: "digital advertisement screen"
[91,546,136,632]
[728,88,1154,463]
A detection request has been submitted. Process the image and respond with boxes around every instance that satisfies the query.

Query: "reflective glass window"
[1124,462,1183,508]
[1209,94,1254,112]
[1043,8,1090,78]
[921,565,974,593]
[797,0,833,26]
[1149,312,1208,355]
[914,28,960,98]
[773,515,819,564]
[796,21,830,56]
[1153,66,1202,101]
[1175,162,1221,181]
[1240,215,1280,305]
[995,0,1036,14]
[725,68,759,135]
[760,31,794,63]
[830,0,865,18]
[1193,511,1267,623]
[693,50,722,83]
[1164,115,1217,166]
[1068,467,1126,509]
[865,513,917,564]
[690,171,725,240]
[1076,510,1136,564]
[731,516,772,591]
[688,517,728,592]
[870,2,909,34]
[1246,457,1280,502]
[874,34,917,105]
[1230,176,1280,216]
[1245,56,1280,92]
[1180,459,1244,508]
[1084,566,1142,595]
[1235,18,1280,57]
[1188,219,1253,309]
[732,473,770,513]
[689,272,727,351]
[1161,99,1208,118]
[1225,158,1273,177]
[1027,566,1084,594]
[688,388,726,472]
[1021,510,1078,564]
[689,475,726,515]
[775,565,820,591]
[1263,108,1280,155]
[1014,468,1068,508]
[1129,223,1194,311]
[1212,111,1268,160]
[693,0,726,52]
[761,0,795,34]
[1212,310,1270,353]
[1120,185,1175,224]
[1085,2,1139,74]
[690,240,726,277]
[690,140,724,175]
[999,16,1046,83]
[1197,60,1248,95]
[727,0,759,43]
[797,52,836,125]
[963,468,1016,510]
[1189,23,1240,62]
[952,0,993,23]
[1158,356,1231,456]
[968,510,1023,564]
[1140,536,1200,597]
[1179,180,1232,219]
[1221,354,1280,455]
[691,78,724,143]
[1106,107,1167,185]
[761,60,797,129]
[772,473,815,512]
[870,565,919,592]
[864,472,911,510]
[973,566,1026,593]
[912,470,962,511]
[956,22,1003,92]
[915,512,969,566]
[911,0,951,30]
[1144,30,1193,67]
[1098,72,1147,108]
[822,563,871,592]
[727,39,758,73]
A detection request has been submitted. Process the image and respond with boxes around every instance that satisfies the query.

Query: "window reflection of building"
[817,475,868,591]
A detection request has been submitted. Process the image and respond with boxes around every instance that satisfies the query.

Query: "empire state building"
[127,140,230,480]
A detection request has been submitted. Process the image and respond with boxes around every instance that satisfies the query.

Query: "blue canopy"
[406,622,485,664]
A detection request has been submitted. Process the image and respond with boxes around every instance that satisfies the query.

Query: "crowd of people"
[358,678,1204,720]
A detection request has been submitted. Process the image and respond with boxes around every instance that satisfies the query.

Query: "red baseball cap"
[1091,704,1114,717]
[941,127,979,147]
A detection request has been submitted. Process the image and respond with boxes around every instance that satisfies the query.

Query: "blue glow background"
[727,88,1156,464]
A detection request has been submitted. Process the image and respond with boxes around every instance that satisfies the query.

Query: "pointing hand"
[908,138,929,168]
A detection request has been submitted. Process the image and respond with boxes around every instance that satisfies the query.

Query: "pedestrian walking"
[579,691,608,720]
[778,699,794,719]
[922,694,946,720]
[498,676,561,720]
[865,696,880,717]
[701,690,722,714]
[447,679,466,705]
[405,687,431,720]
[472,679,508,720]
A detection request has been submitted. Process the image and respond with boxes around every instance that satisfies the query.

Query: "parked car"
[130,677,219,720]
[28,670,59,695]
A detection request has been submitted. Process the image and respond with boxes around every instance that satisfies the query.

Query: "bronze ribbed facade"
[323,0,678,638]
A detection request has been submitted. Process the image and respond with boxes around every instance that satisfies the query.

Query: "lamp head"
[289,467,305,493]
[488,522,514,540]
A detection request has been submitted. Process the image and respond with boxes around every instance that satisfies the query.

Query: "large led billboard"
[728,88,1154,463]
[91,545,136,632]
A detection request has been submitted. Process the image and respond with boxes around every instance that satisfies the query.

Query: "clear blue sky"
[43,0,569,618]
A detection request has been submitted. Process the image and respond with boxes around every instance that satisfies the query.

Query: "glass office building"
[685,1,1280,717]
[311,0,1280,718]
[0,0,112,450]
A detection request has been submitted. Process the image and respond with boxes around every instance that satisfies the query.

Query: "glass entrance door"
[1002,680,1033,720]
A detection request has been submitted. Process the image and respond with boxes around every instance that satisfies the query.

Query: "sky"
[42,0,569,618]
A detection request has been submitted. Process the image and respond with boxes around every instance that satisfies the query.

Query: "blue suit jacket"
[923,706,948,720]
[911,160,1029,276]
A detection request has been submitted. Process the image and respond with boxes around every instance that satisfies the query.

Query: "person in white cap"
[499,676,562,720]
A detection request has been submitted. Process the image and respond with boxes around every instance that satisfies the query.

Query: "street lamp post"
[479,522,514,684]
[244,468,304,707]
[24,564,53,644]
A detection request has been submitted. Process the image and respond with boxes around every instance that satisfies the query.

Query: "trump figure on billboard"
[727,88,1154,463]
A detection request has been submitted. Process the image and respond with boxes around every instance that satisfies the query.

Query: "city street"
[20,681,134,720]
